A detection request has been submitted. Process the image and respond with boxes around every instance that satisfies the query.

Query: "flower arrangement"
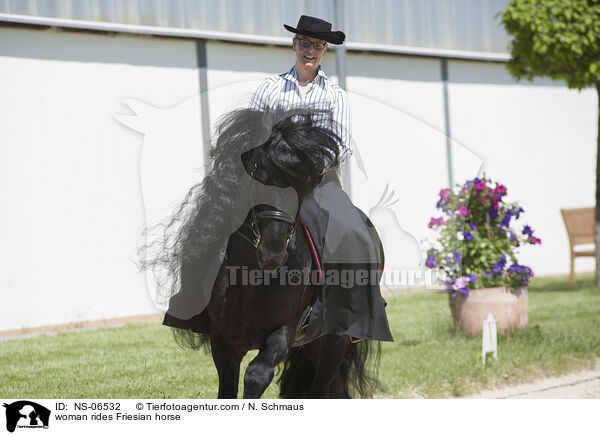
[425,176,541,297]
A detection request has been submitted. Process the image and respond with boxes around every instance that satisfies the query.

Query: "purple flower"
[468,222,477,231]
[500,215,511,228]
[453,251,462,264]
[529,236,542,245]
[507,263,534,286]
[523,225,533,235]
[445,278,456,289]
[512,206,524,219]
[492,254,507,274]
[425,254,437,268]
[458,203,470,216]
[446,276,471,296]
[507,263,522,273]
[456,277,470,295]
[488,207,499,220]
[462,231,474,240]
[467,274,478,282]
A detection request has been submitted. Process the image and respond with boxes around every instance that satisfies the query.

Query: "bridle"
[236,161,298,249]
[237,208,297,249]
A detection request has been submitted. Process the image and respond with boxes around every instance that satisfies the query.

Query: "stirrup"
[292,305,313,346]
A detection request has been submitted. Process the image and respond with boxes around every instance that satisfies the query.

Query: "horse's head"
[241,108,344,271]
[248,204,296,271]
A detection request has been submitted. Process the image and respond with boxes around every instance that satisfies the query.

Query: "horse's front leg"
[210,331,244,399]
[243,325,290,399]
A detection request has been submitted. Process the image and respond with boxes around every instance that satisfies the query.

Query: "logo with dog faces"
[3,401,50,432]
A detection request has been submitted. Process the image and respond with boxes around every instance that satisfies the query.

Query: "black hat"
[284,15,345,45]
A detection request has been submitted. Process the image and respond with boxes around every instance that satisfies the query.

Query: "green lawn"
[1,274,599,398]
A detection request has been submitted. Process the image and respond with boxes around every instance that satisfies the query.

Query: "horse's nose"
[257,250,287,272]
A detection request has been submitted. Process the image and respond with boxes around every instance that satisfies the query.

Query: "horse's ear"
[2,403,7,407]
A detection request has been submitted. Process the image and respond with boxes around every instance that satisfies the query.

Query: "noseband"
[238,209,297,249]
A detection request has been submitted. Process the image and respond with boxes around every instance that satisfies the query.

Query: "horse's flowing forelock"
[139,107,345,308]
[256,111,347,197]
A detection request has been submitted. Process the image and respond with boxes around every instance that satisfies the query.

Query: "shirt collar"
[282,65,328,87]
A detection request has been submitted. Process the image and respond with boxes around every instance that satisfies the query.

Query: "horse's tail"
[278,339,382,398]
[340,340,382,398]
[170,328,211,352]
[277,346,315,398]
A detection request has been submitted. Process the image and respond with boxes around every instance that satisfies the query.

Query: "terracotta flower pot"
[448,286,528,335]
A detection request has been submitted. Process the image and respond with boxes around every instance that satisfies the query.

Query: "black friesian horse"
[143,108,381,398]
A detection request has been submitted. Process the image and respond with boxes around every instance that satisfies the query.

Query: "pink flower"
[455,276,470,288]
[495,184,507,195]
[439,188,451,202]
[529,236,542,245]
[475,181,486,191]
[458,203,470,216]
[428,217,446,228]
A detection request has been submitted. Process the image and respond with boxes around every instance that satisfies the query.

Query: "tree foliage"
[499,0,600,90]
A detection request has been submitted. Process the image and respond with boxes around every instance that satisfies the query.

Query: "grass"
[1,274,599,398]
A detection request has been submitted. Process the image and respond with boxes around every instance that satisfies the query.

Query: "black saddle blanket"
[163,171,394,344]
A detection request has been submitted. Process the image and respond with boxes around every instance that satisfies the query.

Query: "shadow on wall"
[0,25,197,68]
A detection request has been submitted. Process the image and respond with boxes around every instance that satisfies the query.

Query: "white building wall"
[0,27,596,332]
[0,27,203,332]
[448,60,597,277]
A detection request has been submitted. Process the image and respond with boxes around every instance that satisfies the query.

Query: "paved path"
[466,368,600,399]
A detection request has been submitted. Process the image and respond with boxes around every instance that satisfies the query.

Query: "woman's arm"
[248,77,276,110]
[333,88,352,150]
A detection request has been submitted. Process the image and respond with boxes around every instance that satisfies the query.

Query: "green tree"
[498,0,600,286]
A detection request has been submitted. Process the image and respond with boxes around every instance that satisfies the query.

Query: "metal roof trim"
[0,13,510,62]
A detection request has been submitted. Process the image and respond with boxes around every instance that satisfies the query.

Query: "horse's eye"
[256,169,268,182]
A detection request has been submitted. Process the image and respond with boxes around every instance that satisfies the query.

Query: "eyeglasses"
[294,37,327,51]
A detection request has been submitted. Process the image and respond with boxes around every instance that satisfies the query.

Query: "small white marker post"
[482,313,498,365]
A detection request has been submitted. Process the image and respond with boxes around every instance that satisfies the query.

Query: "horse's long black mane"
[139,107,345,335]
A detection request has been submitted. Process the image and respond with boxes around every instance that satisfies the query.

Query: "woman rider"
[249,15,393,345]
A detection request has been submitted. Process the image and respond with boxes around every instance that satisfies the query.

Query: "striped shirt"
[248,65,351,149]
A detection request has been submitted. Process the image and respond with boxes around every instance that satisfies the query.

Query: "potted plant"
[424,176,541,335]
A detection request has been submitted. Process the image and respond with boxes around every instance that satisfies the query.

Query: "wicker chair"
[560,207,595,287]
